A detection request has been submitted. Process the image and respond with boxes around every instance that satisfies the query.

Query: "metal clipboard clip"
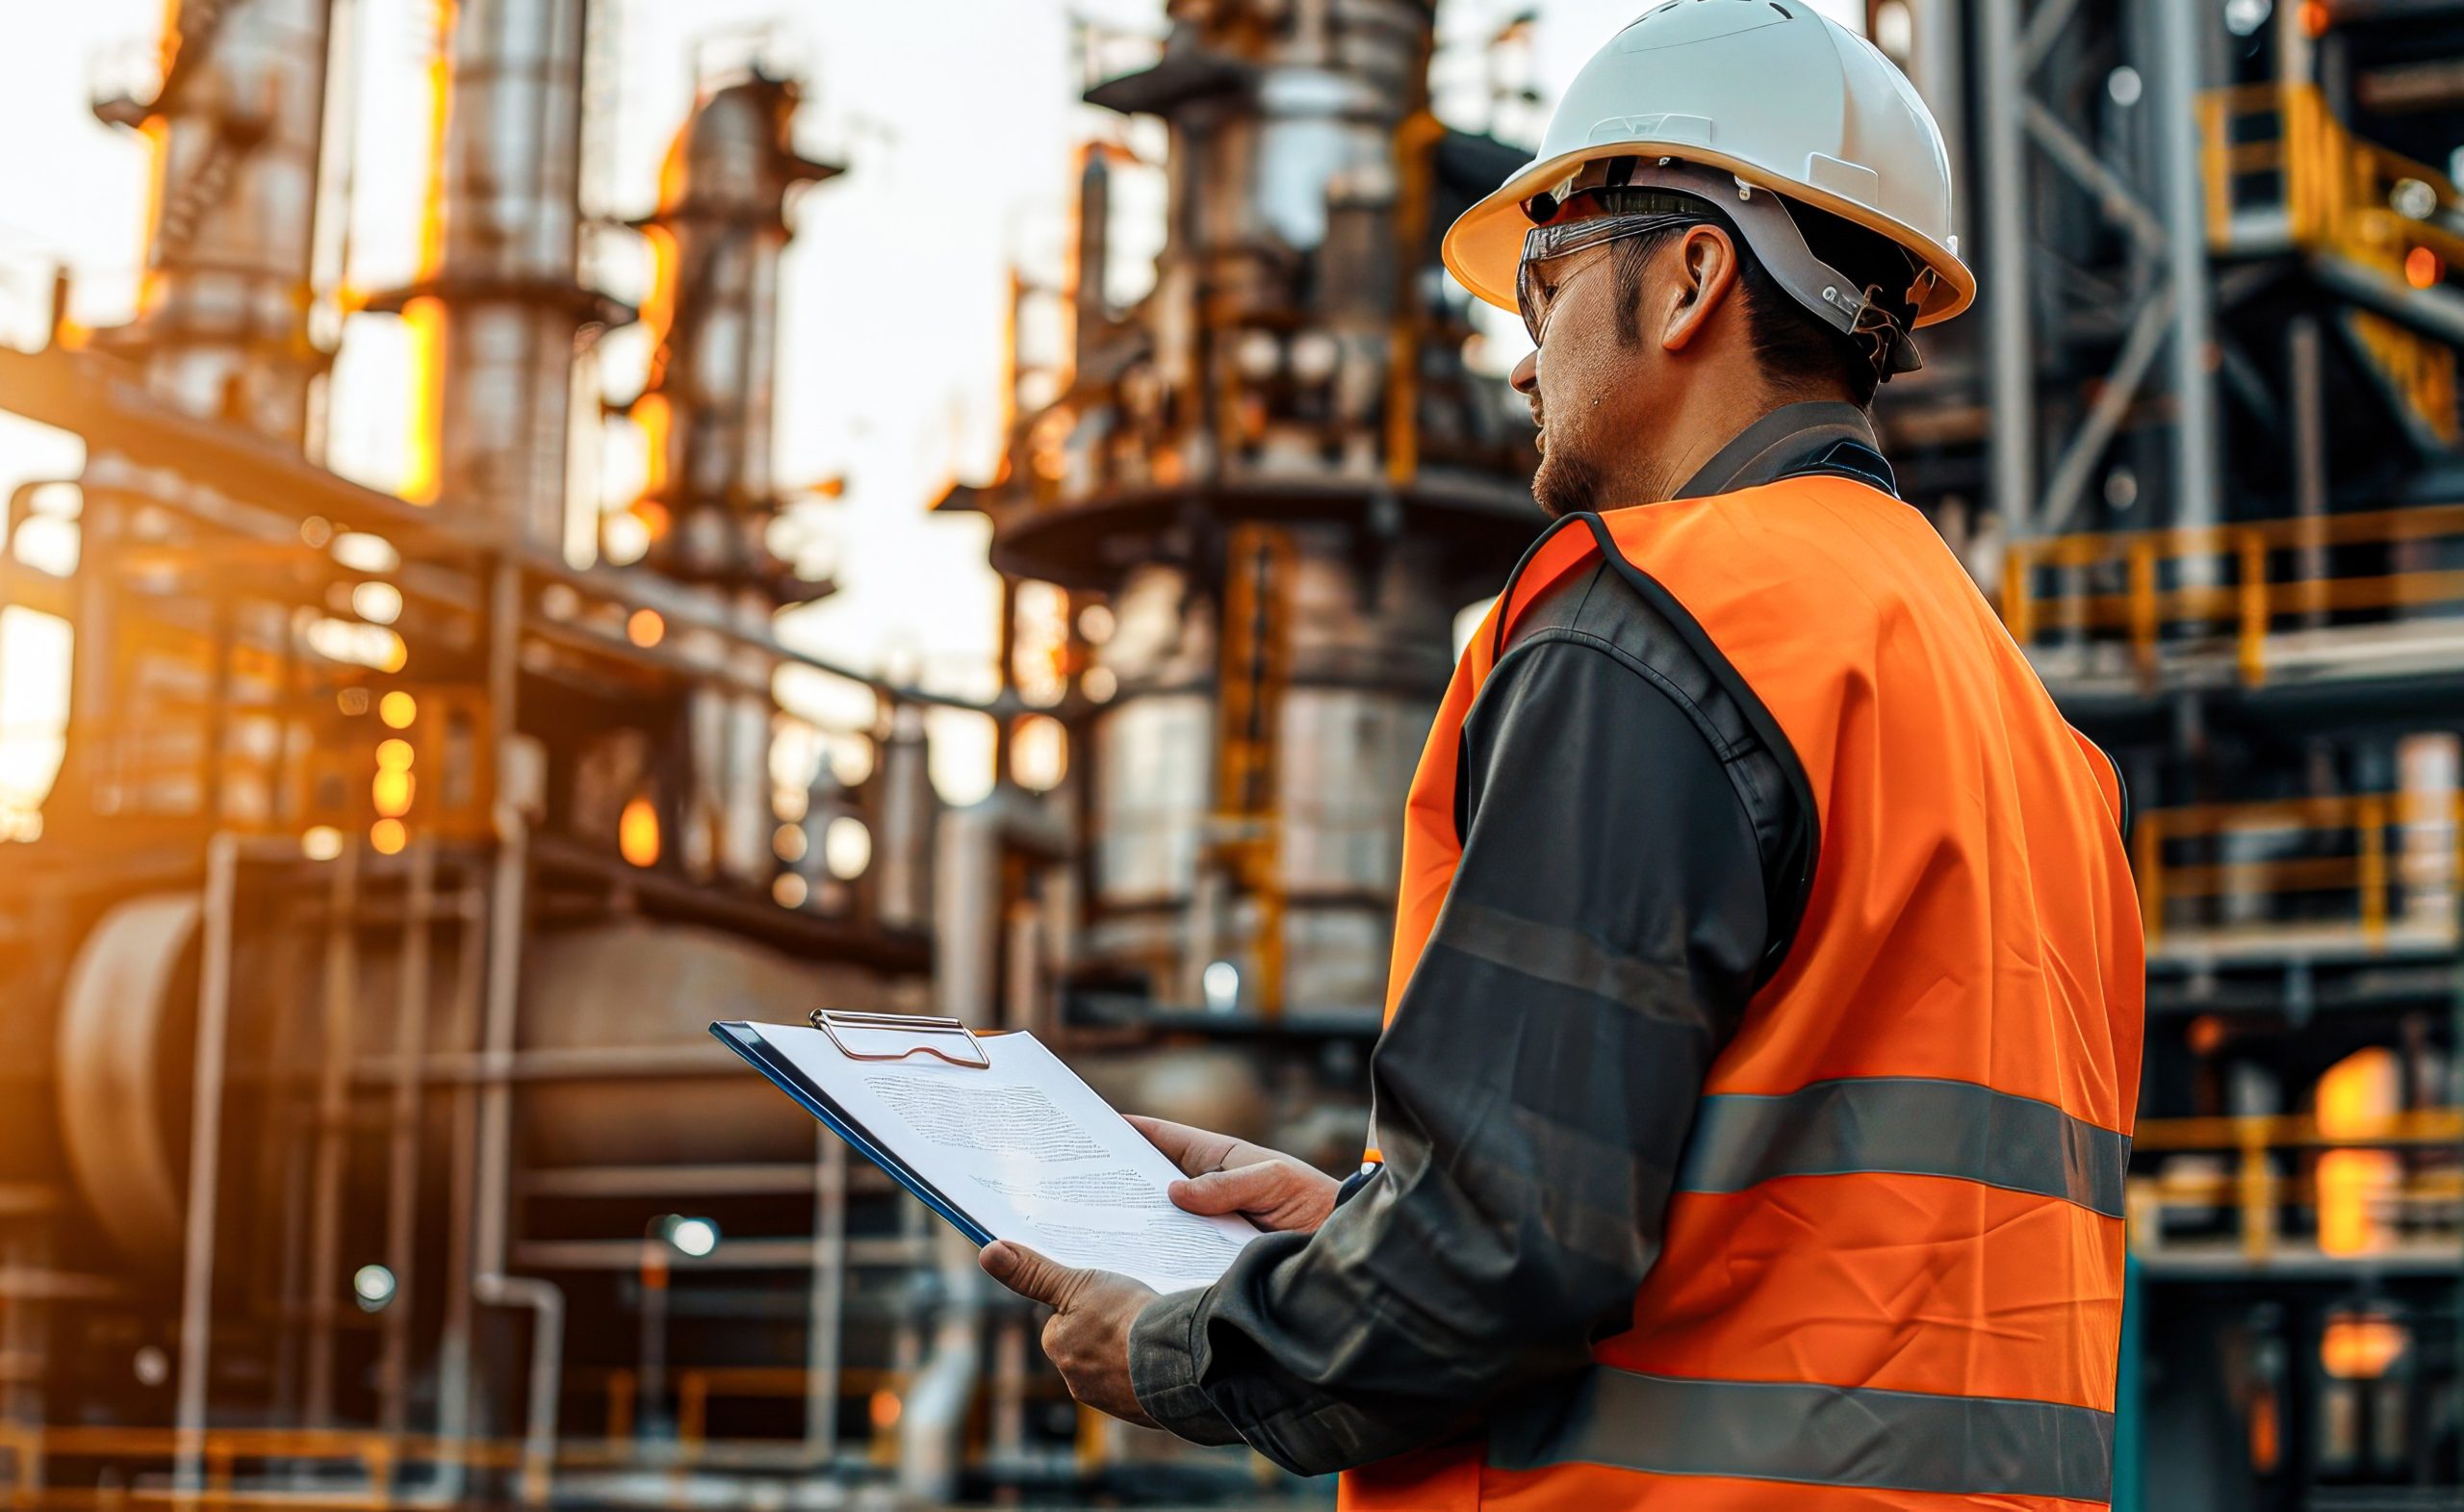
[807,1010,992,1070]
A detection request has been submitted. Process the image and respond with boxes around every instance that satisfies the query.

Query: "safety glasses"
[1515,210,1699,345]
[1517,160,1929,375]
[1520,180,1700,228]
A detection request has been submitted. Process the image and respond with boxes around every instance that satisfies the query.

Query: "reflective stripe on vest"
[1489,1368,2116,1502]
[1341,481,2143,1512]
[1679,1075,2132,1218]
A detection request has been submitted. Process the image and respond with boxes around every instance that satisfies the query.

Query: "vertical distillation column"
[962,0,1532,1032]
[396,0,594,1476]
[421,0,595,550]
[1140,0,1437,489]
[627,71,840,884]
[1093,0,1453,1022]
[630,72,836,598]
[97,0,334,445]
[72,0,336,821]
[1128,0,1468,1024]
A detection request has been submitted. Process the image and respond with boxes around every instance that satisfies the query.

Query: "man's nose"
[1509,347,1537,395]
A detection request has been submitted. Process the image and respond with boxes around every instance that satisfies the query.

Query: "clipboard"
[710,1012,999,1245]
[716,1010,1268,1292]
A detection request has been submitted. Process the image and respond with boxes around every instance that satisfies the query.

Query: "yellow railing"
[2198,81,2463,441]
[2198,82,2464,271]
[0,1407,897,1509]
[0,1364,1133,1505]
[2011,86,2464,678]
[0,1422,519,1510]
[2128,1109,2462,1263]
[2131,789,2461,948]
[2003,502,2464,686]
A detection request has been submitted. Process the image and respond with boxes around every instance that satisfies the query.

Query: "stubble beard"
[1532,440,1606,520]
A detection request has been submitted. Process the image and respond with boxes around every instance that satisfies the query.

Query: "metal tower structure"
[941,0,1535,1115]
[89,0,335,448]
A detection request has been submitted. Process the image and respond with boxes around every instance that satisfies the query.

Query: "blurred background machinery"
[0,0,994,1506]
[0,0,2455,1509]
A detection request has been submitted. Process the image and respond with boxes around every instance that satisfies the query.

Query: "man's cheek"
[1545,356,1594,430]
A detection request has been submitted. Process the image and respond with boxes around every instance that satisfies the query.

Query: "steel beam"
[2021,100,2168,256]
[2019,0,2085,71]
[2287,316,2329,628]
[1979,0,2037,538]
[2152,0,2221,545]
[2039,282,2179,538]
[171,835,241,1499]
[1906,0,1968,247]
[2315,253,2464,347]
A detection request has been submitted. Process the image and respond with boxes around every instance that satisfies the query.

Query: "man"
[984,8,2144,1508]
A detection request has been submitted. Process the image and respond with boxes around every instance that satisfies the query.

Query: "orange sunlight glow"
[618,794,660,867]
[631,392,674,502]
[418,2,451,276]
[2321,1315,2407,1380]
[0,606,71,840]
[399,295,447,503]
[372,766,415,818]
[131,108,170,320]
[2314,1048,2400,1257]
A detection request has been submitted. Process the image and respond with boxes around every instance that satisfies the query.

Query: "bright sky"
[0,0,1859,816]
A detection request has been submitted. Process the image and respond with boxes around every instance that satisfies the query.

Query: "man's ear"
[1662,223,1744,354]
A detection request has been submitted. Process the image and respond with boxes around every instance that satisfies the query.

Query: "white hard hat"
[1444,1,1975,334]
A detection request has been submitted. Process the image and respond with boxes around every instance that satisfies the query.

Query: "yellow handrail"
[2198,81,2464,271]
[2133,1108,2462,1153]
[2127,1110,2461,1265]
[2004,502,2464,686]
[2023,86,2464,684]
[2132,790,2461,947]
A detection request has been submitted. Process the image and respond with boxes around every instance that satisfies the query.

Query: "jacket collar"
[1672,400,1893,500]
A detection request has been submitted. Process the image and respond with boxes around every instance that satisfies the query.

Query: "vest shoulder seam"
[1481,628,1748,766]
[1560,515,1822,993]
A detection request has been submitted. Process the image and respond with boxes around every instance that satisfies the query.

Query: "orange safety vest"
[1346,475,2143,1511]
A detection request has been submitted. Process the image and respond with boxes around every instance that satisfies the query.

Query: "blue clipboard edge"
[709,1021,996,1246]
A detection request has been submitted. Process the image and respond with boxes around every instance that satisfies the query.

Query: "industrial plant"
[0,0,2451,1508]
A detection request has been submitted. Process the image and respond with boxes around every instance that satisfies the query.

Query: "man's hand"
[978,1243,1160,1425]
[1128,1115,1340,1234]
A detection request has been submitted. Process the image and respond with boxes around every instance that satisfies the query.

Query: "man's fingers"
[1168,1163,1288,1216]
[979,1242,1081,1307]
[1126,1115,1229,1177]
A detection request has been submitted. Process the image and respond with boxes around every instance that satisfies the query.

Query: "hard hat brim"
[1443,144,1978,329]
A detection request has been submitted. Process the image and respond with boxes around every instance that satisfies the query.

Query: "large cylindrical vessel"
[1080,529,1453,1012]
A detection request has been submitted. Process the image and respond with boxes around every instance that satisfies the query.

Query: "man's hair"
[1607,195,1922,408]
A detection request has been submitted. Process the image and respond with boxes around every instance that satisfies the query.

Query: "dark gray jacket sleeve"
[1125,629,1777,1474]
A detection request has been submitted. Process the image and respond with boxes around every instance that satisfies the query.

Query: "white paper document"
[725,1020,1266,1293]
